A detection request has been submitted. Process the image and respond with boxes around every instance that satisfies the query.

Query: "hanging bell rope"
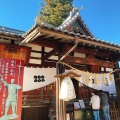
[59,62,120,84]
[59,62,119,74]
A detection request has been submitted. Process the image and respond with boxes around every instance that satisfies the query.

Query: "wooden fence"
[22,94,51,107]
[110,109,120,120]
[66,108,120,120]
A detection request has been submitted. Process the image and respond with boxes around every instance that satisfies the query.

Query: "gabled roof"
[56,7,93,37]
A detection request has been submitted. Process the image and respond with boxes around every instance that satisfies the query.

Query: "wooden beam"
[63,56,114,68]
[31,50,41,53]
[42,49,58,60]
[31,37,59,49]
[115,78,120,81]
[21,29,39,44]
[37,26,120,51]
[31,50,58,56]
[62,45,112,58]
[55,70,81,78]
[45,59,57,63]
[27,61,56,68]
[0,34,22,41]
[30,56,41,60]
[37,27,74,41]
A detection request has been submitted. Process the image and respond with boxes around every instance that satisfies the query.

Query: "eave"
[21,24,120,52]
[0,26,24,41]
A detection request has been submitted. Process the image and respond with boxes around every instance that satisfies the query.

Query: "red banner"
[0,58,24,120]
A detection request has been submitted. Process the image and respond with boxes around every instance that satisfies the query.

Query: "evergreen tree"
[37,0,73,27]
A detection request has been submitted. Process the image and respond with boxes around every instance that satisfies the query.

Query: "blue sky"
[0,0,120,44]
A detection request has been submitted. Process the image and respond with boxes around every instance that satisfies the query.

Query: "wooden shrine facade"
[0,7,120,119]
[0,24,120,120]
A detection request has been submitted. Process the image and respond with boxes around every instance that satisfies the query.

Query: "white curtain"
[23,67,56,91]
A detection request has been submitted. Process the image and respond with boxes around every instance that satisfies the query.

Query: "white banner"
[23,67,56,91]
[78,71,116,94]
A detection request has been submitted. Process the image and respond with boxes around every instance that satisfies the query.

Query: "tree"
[37,0,73,27]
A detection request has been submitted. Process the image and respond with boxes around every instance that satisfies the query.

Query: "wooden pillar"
[56,77,66,120]
[40,87,44,102]
[56,77,60,120]
[41,46,45,66]
[114,62,120,110]
[56,44,66,120]
[115,80,120,109]
[56,38,79,120]
[55,71,81,120]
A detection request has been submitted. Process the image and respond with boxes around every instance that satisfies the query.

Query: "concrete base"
[0,114,18,120]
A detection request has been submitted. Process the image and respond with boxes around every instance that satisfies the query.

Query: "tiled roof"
[0,23,119,51]
[0,26,25,36]
[22,23,120,49]
[56,7,93,37]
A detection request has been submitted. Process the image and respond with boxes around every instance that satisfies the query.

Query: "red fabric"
[0,58,24,120]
